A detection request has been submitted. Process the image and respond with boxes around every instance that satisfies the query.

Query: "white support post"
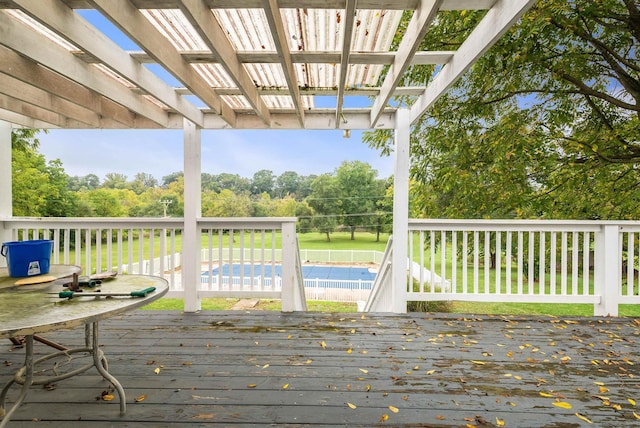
[594,224,620,316]
[280,221,296,312]
[182,119,202,312]
[0,121,12,267]
[392,109,410,313]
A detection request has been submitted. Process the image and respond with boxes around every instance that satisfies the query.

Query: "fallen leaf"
[318,341,327,349]
[134,394,146,403]
[193,413,215,419]
[633,411,640,419]
[471,360,485,365]
[262,364,270,369]
[359,368,368,373]
[380,414,389,422]
[154,367,160,374]
[102,394,115,401]
[628,398,637,406]
[496,417,506,426]
[553,401,572,409]
[427,370,436,375]
[575,413,592,424]
[247,384,257,388]
[388,405,399,413]
[347,402,357,409]
[539,392,553,398]
[282,384,289,389]
[436,415,445,420]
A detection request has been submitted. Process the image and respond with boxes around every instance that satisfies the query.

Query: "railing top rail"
[408,219,640,232]
[198,217,298,229]
[1,217,298,230]
[1,217,184,229]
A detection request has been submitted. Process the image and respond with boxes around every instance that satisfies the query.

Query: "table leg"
[0,335,34,428]
[90,322,126,415]
[0,323,127,425]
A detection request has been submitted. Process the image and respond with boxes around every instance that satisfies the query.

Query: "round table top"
[0,264,82,291]
[0,270,169,338]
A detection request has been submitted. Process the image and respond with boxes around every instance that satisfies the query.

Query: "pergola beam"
[87,0,236,127]
[178,0,271,126]
[370,0,441,127]
[11,0,204,127]
[335,0,357,128]
[262,0,305,127]
[124,50,455,65]
[0,11,170,127]
[410,0,537,123]
[0,45,139,128]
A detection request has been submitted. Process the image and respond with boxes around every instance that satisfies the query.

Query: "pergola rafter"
[0,0,535,131]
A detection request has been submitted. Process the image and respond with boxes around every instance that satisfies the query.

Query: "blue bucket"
[1,240,53,277]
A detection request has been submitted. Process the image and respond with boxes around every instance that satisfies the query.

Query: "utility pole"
[160,200,172,217]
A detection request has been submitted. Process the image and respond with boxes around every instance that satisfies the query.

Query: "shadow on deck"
[2,310,639,427]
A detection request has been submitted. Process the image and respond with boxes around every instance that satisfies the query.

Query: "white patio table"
[0,266,168,427]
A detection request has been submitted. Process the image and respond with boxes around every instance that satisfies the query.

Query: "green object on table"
[55,287,156,299]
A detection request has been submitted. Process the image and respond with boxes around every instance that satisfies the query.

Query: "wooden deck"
[1,310,639,427]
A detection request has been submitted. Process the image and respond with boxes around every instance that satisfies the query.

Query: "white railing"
[365,236,394,312]
[405,220,640,316]
[1,217,183,283]
[0,217,306,310]
[3,218,638,315]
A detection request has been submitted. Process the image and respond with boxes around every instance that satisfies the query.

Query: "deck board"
[1,310,639,427]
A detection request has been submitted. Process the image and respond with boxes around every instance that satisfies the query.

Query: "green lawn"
[65,229,637,317]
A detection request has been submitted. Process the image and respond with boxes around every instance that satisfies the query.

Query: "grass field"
[65,229,638,317]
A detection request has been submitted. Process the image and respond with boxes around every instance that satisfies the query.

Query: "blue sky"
[36,10,393,182]
[37,128,393,181]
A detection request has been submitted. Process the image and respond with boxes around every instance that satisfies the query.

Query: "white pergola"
[0,0,535,311]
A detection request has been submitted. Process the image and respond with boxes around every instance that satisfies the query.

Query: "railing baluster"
[473,231,479,294]
[561,232,568,296]
[626,232,635,296]
[571,232,580,296]
[496,231,501,295]
[517,231,523,295]
[550,232,557,295]
[583,231,590,297]
[505,231,512,295]
[462,230,468,294]
[418,231,424,294]
[539,232,545,295]
[484,231,490,294]
[528,232,534,295]
[451,231,457,294]
[440,231,447,293]
[429,231,435,293]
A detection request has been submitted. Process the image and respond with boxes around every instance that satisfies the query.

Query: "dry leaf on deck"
[575,413,592,424]
[552,401,572,409]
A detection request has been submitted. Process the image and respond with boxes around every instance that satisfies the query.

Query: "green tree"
[307,174,341,241]
[203,189,252,217]
[251,169,275,197]
[68,174,100,191]
[127,172,158,194]
[335,161,379,240]
[275,171,301,198]
[102,173,128,190]
[11,129,77,217]
[365,0,640,220]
